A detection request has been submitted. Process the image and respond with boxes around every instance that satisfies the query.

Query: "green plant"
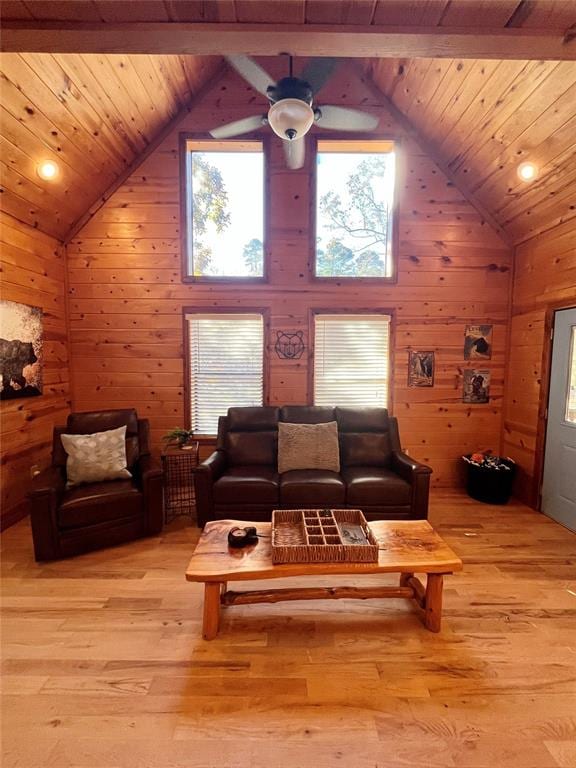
[162,427,195,448]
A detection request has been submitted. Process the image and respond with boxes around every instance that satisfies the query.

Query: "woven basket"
[271,508,379,564]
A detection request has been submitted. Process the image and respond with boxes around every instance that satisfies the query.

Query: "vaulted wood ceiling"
[1,0,575,244]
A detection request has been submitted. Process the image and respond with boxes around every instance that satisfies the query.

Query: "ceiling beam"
[2,21,575,60]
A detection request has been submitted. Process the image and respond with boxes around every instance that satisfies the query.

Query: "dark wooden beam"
[2,21,575,60]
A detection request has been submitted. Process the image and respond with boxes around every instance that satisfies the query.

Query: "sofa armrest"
[136,454,163,535]
[28,466,65,561]
[392,451,432,482]
[392,451,432,520]
[194,450,227,528]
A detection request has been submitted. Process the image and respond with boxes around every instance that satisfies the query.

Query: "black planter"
[464,456,516,504]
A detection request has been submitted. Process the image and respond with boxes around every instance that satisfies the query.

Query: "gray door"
[542,307,576,532]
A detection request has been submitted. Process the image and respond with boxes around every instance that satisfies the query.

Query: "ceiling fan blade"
[300,57,340,94]
[209,115,265,139]
[226,55,275,96]
[315,105,379,132]
[284,137,306,170]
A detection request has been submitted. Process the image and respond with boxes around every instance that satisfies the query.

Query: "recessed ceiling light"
[37,161,59,181]
[517,161,538,182]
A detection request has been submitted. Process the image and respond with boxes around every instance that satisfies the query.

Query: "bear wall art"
[0,300,43,400]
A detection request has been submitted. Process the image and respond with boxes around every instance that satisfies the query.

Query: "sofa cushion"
[228,407,279,431]
[213,466,279,505]
[60,426,132,487]
[280,406,335,424]
[340,432,392,468]
[342,467,411,506]
[58,480,142,529]
[278,421,340,473]
[66,409,140,469]
[336,407,389,433]
[280,469,345,506]
[225,431,277,465]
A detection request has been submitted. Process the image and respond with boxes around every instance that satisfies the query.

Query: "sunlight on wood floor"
[1,491,575,768]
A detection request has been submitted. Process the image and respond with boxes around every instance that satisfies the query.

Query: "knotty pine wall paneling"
[67,65,512,489]
[502,217,576,506]
[0,212,71,529]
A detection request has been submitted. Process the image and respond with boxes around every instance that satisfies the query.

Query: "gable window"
[313,313,391,408]
[314,140,397,279]
[182,139,266,280]
[186,312,265,434]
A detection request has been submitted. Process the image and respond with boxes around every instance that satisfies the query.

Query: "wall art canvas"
[0,300,43,400]
[408,350,435,387]
[462,369,490,404]
[464,324,493,360]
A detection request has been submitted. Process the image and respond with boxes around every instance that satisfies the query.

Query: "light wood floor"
[1,491,575,768]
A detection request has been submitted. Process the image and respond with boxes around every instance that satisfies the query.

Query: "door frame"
[534,299,576,510]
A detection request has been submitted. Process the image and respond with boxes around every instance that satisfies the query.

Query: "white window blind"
[314,314,391,408]
[187,313,264,434]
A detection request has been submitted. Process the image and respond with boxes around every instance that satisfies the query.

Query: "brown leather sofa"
[195,406,432,527]
[28,409,163,561]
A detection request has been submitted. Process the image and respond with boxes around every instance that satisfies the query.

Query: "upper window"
[313,313,391,408]
[183,139,265,280]
[315,140,397,279]
[186,312,265,434]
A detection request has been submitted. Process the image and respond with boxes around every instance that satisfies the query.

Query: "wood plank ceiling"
[0,1,575,243]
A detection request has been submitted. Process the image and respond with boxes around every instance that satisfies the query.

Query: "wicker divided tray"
[271,509,379,564]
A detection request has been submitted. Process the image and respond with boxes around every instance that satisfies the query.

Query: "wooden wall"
[0,212,71,529]
[66,65,512,489]
[502,217,576,506]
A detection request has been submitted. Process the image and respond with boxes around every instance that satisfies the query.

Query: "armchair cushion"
[214,466,279,505]
[342,467,411,506]
[60,425,131,486]
[58,480,142,530]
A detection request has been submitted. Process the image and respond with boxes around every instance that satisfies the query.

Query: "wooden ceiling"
[2,0,574,28]
[0,1,575,244]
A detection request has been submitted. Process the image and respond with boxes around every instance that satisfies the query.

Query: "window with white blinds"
[186,313,264,434]
[313,314,391,408]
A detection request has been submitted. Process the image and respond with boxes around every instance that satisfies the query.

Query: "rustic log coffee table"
[186,519,462,640]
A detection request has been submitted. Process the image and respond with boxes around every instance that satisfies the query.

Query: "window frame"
[179,133,270,284]
[310,135,401,284]
[308,307,396,413]
[183,306,271,437]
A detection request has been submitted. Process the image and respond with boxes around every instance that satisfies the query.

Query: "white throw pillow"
[60,425,132,487]
[278,421,340,474]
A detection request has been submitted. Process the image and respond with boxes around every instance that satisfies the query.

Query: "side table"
[161,443,199,524]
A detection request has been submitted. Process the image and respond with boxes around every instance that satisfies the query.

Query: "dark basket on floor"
[463,455,516,504]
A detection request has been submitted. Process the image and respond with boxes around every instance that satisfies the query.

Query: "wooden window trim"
[182,306,271,437]
[179,133,270,284]
[307,307,396,414]
[309,135,401,285]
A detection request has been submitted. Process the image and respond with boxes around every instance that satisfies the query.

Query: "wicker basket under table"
[161,443,199,523]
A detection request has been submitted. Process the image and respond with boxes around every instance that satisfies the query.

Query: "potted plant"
[163,427,195,450]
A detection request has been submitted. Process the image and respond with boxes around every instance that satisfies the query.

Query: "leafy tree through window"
[315,141,396,278]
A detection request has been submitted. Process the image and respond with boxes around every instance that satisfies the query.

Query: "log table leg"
[399,572,414,588]
[202,582,222,640]
[424,574,444,632]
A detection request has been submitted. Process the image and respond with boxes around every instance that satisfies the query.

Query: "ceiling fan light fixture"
[268,98,314,141]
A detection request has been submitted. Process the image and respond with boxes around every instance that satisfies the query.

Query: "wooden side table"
[161,443,199,524]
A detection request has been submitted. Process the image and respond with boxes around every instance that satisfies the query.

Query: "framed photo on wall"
[462,369,490,404]
[408,350,434,387]
[464,324,493,360]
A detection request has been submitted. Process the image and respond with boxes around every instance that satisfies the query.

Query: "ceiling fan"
[209,55,379,170]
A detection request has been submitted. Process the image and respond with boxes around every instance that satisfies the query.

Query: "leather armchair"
[28,409,163,561]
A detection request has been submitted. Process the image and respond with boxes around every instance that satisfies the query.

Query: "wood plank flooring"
[1,491,575,768]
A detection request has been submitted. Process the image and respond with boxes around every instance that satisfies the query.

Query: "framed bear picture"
[0,300,43,400]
